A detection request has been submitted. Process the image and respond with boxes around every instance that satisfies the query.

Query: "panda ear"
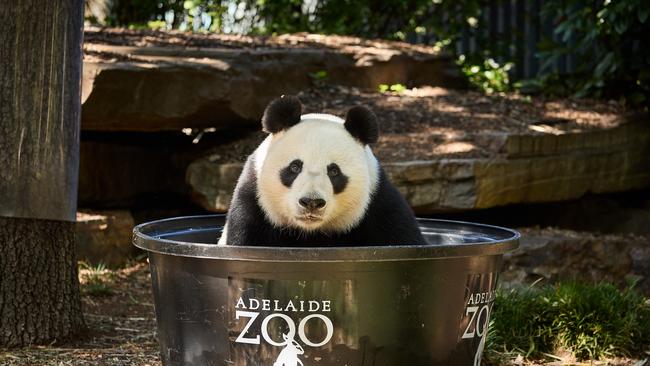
[261,96,302,134]
[344,105,379,144]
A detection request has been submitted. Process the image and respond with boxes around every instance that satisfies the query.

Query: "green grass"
[309,70,329,87]
[378,83,406,93]
[78,262,116,297]
[487,282,650,362]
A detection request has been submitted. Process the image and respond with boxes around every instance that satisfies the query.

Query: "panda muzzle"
[298,197,326,211]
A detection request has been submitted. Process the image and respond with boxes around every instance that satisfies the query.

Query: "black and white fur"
[218,96,426,247]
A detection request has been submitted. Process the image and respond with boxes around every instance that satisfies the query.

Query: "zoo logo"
[461,273,497,366]
[274,333,304,366]
[233,297,334,366]
[462,298,492,366]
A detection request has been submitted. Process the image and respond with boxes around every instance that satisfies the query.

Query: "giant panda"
[218,96,427,247]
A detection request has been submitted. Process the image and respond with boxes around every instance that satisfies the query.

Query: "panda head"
[254,96,380,233]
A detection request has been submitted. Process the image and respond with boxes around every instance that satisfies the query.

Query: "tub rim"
[133,214,519,262]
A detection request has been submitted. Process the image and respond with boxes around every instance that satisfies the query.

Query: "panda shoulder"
[370,168,411,213]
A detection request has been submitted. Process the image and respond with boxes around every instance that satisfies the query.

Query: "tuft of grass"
[378,83,406,93]
[146,20,168,30]
[78,262,116,297]
[487,282,650,362]
[309,70,328,87]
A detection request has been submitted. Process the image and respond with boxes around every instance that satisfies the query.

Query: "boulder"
[473,120,650,209]
[81,39,460,132]
[186,160,243,212]
[76,210,137,268]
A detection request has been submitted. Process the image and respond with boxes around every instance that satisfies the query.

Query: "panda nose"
[299,197,326,210]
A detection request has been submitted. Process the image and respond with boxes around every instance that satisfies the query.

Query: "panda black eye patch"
[328,163,348,194]
[280,159,303,187]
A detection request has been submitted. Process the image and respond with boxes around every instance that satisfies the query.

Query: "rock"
[504,115,650,158]
[501,228,650,294]
[76,210,136,267]
[473,143,650,209]
[82,60,251,132]
[186,162,244,212]
[186,119,650,213]
[474,120,650,208]
[81,41,460,132]
[384,159,477,211]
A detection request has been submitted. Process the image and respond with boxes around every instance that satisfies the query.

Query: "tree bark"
[0,0,82,222]
[0,218,83,346]
[0,0,85,346]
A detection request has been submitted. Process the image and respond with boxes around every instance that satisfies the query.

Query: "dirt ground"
[0,259,645,366]
[204,84,636,164]
[84,27,442,55]
[0,261,161,366]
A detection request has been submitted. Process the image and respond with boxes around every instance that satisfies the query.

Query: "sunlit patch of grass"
[378,83,407,93]
[78,262,116,297]
[486,282,650,363]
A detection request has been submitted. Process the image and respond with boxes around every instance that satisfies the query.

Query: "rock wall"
[186,117,650,213]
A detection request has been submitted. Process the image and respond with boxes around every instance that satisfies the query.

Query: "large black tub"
[133,215,519,366]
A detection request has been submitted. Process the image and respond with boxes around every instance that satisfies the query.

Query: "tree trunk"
[0,218,83,346]
[0,0,84,346]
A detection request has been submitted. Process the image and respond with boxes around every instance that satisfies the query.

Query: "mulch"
[83,27,440,55]
[206,84,632,164]
[0,261,161,366]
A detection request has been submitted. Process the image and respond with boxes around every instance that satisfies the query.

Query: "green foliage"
[146,20,168,29]
[535,0,650,105]
[105,0,176,27]
[106,0,227,31]
[457,54,513,94]
[79,262,115,297]
[252,0,309,34]
[378,83,407,93]
[257,0,481,43]
[487,282,650,362]
[103,0,482,43]
[181,0,228,31]
[309,70,329,87]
